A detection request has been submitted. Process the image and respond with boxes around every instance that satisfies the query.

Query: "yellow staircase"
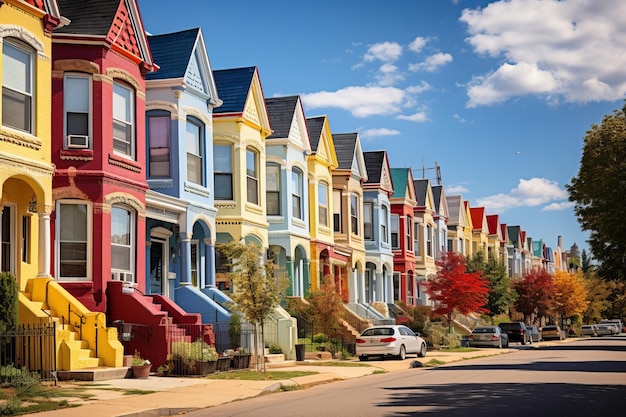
[19,277,124,371]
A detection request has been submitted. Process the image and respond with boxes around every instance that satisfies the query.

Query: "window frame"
[246,148,259,205]
[332,189,342,232]
[350,194,359,236]
[363,202,373,240]
[111,204,135,279]
[186,117,204,185]
[63,73,91,149]
[266,163,281,216]
[318,182,329,227]
[2,39,34,134]
[291,168,303,220]
[146,110,172,178]
[414,222,421,257]
[214,144,233,200]
[426,224,433,257]
[381,205,389,243]
[56,200,92,282]
[391,214,399,249]
[406,215,412,252]
[112,81,135,159]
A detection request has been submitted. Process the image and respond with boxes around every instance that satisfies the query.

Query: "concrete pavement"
[31,342,570,417]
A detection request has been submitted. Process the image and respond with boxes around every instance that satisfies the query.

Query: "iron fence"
[0,323,57,383]
[295,317,356,357]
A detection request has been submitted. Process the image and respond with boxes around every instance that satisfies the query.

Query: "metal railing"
[0,323,57,383]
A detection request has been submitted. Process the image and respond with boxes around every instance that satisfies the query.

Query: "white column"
[350,268,358,303]
[37,211,52,277]
[359,270,366,304]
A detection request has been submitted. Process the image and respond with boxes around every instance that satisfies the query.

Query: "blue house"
[144,28,231,325]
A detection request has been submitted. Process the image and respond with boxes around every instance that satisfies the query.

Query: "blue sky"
[137,0,626,256]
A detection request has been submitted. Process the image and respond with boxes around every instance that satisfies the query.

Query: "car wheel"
[418,343,427,358]
[398,345,406,360]
[521,337,526,345]
[359,355,368,361]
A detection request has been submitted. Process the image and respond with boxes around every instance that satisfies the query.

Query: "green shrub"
[312,333,327,343]
[0,364,39,387]
[171,340,218,361]
[0,272,18,331]
[267,343,282,354]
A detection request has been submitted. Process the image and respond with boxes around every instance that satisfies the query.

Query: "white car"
[356,325,427,361]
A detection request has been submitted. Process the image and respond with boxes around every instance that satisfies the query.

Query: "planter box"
[217,356,232,372]
[233,354,251,370]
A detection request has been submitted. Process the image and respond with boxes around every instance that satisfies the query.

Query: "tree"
[467,251,516,317]
[0,272,18,332]
[567,105,626,282]
[218,240,289,371]
[513,269,553,324]
[424,251,489,332]
[580,249,594,276]
[582,274,613,324]
[551,271,589,327]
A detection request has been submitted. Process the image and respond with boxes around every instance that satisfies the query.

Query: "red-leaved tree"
[513,268,553,324]
[424,252,489,331]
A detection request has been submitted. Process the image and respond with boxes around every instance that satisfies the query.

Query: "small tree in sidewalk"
[218,240,289,372]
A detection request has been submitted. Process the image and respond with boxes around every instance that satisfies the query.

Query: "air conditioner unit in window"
[67,135,89,149]
[111,271,134,283]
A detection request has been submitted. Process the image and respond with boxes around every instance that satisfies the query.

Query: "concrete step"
[264,353,285,363]
[57,366,131,381]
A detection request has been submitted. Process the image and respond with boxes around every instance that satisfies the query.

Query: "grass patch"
[423,359,446,367]
[122,389,156,396]
[438,347,480,353]
[0,384,88,416]
[278,384,301,392]
[372,369,386,375]
[206,370,317,381]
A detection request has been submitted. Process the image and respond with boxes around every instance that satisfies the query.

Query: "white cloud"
[364,41,403,63]
[301,86,406,118]
[541,201,575,212]
[408,36,428,53]
[447,184,469,194]
[409,52,453,72]
[376,63,404,86]
[452,113,466,123]
[360,128,401,140]
[477,177,568,212]
[460,0,626,106]
[405,81,432,94]
[396,111,428,122]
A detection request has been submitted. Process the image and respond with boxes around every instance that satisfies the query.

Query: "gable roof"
[55,0,154,69]
[363,150,394,194]
[146,28,221,106]
[470,207,487,232]
[306,116,337,169]
[306,116,325,151]
[413,179,429,206]
[508,225,521,246]
[447,195,464,226]
[265,96,299,138]
[390,168,417,203]
[486,214,500,236]
[213,66,256,114]
[500,223,509,243]
[431,185,448,219]
[332,133,367,181]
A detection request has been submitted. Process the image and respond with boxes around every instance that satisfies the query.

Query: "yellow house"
[331,132,367,304]
[212,67,271,266]
[470,206,489,256]
[0,0,63,287]
[413,178,437,305]
[306,116,339,293]
[446,195,472,257]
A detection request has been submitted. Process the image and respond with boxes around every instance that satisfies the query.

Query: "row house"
[431,184,448,260]
[264,96,312,298]
[469,206,489,255]
[389,168,417,306]
[413,178,437,306]
[446,195,472,257]
[486,214,505,262]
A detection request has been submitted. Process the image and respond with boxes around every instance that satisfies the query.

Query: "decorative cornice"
[104,192,145,219]
[0,25,44,53]
[60,149,93,161]
[146,101,178,119]
[106,67,145,99]
[182,106,211,127]
[0,127,41,150]
[108,153,142,173]
[53,59,99,74]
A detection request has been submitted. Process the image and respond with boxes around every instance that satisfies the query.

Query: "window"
[186,118,203,185]
[214,144,233,200]
[391,214,399,249]
[112,82,135,158]
[350,194,360,235]
[246,148,259,205]
[333,189,342,232]
[58,202,89,280]
[111,205,134,275]
[266,164,280,215]
[190,240,199,287]
[426,224,433,257]
[292,168,303,219]
[381,205,389,243]
[406,215,412,251]
[64,74,90,148]
[414,222,421,256]
[147,113,170,177]
[363,202,373,240]
[318,182,328,227]
[2,40,33,133]
[21,216,29,263]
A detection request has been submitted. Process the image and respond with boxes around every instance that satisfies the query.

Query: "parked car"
[356,325,427,361]
[527,325,542,342]
[595,323,616,336]
[498,322,532,345]
[467,326,509,348]
[580,325,598,337]
[541,325,565,340]
[600,319,623,334]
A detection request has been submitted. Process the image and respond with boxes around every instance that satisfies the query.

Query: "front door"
[149,238,167,296]
[1,205,15,274]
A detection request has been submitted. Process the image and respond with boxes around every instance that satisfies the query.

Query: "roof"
[390,168,410,199]
[447,195,462,224]
[332,133,358,169]
[363,151,385,184]
[56,0,119,36]
[306,117,325,151]
[470,207,486,231]
[486,214,500,235]
[213,67,256,114]
[146,29,199,80]
[413,179,429,206]
[265,96,300,139]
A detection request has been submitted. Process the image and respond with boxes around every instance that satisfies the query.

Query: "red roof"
[470,207,485,231]
[486,214,499,235]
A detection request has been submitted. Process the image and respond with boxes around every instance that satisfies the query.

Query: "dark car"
[498,322,532,345]
[468,326,509,348]
[527,325,542,343]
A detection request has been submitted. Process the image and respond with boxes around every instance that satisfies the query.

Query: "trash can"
[295,344,306,361]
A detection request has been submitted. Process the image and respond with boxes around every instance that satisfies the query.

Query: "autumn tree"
[288,275,344,338]
[551,271,589,328]
[567,104,626,282]
[219,240,289,371]
[424,251,489,332]
[467,251,516,316]
[582,274,613,324]
[513,269,553,324]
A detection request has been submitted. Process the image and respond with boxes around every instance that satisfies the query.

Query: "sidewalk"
[30,345,544,417]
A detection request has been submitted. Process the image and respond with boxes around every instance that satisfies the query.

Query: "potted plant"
[217,353,232,372]
[130,350,151,379]
[232,347,251,370]
[170,340,218,375]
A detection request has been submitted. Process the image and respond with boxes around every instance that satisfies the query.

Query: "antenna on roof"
[413,161,442,185]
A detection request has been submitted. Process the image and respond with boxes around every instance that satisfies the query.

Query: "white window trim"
[186,118,204,186]
[2,39,34,134]
[55,200,92,282]
[292,168,303,220]
[112,82,135,159]
[63,73,92,149]
[111,204,135,279]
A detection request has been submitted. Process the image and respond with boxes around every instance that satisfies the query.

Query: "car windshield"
[361,328,394,337]
[473,328,495,333]
[499,323,521,330]
[543,326,557,330]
